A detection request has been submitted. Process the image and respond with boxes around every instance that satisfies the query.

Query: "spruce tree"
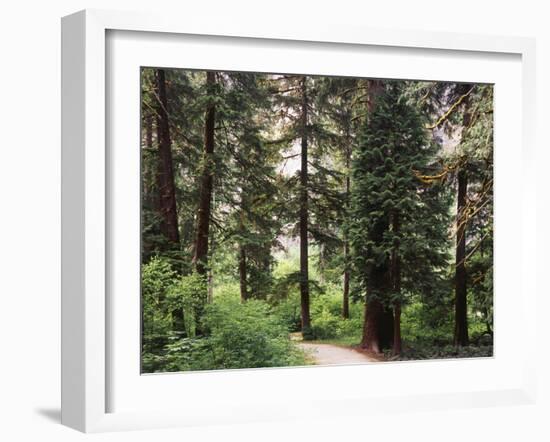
[350,81,451,354]
[215,72,282,301]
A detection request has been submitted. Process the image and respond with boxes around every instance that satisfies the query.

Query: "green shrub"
[338,316,362,337]
[167,272,207,337]
[161,337,216,372]
[158,298,308,372]
[400,301,453,346]
[307,289,363,340]
[271,292,302,332]
[212,281,240,302]
[310,308,342,339]
[203,298,306,369]
[397,343,493,361]
[311,294,338,317]
[141,256,178,354]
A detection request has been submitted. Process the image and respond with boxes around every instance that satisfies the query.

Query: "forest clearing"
[140,68,493,373]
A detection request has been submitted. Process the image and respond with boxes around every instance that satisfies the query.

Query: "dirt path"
[297,342,378,365]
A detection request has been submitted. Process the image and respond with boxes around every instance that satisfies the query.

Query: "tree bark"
[391,212,402,355]
[392,302,402,355]
[361,298,383,353]
[239,245,248,302]
[207,226,215,304]
[141,112,157,255]
[454,169,469,346]
[342,143,351,319]
[155,69,180,245]
[380,307,395,350]
[206,270,214,304]
[299,76,311,334]
[342,239,350,319]
[361,299,393,353]
[193,71,216,277]
[360,216,392,353]
[143,113,154,205]
[366,79,384,113]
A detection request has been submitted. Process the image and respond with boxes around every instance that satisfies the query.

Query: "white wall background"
[0,1,547,441]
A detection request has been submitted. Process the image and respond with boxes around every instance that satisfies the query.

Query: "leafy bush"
[141,256,178,353]
[400,301,453,347]
[338,316,363,337]
[212,281,240,302]
[161,336,216,372]
[203,298,306,369]
[310,308,342,339]
[271,292,302,332]
[167,272,207,337]
[310,291,341,317]
[307,289,364,340]
[157,298,308,372]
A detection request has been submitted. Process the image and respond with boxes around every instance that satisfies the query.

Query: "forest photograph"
[140,67,494,373]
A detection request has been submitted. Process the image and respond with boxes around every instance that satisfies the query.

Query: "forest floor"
[297,342,379,365]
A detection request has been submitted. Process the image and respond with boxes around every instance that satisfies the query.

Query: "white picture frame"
[61,9,537,433]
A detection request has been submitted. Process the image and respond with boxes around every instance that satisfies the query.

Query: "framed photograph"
[61,9,537,432]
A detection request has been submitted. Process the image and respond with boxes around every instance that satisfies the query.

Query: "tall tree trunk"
[141,109,151,337]
[361,298,383,353]
[380,307,394,350]
[193,71,216,277]
[360,79,388,352]
[155,69,180,245]
[143,113,154,206]
[393,303,402,355]
[342,240,350,319]
[391,212,402,355]
[362,296,393,352]
[155,69,183,329]
[319,243,329,285]
[342,143,351,319]
[239,245,248,302]
[299,76,311,334]
[207,220,215,304]
[192,71,216,335]
[366,79,383,113]
[454,169,469,346]
[360,217,391,353]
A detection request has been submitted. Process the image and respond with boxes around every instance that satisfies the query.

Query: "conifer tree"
[315,77,366,318]
[350,81,451,354]
[193,71,217,278]
[269,75,313,334]
[214,72,282,301]
[155,69,180,246]
[414,82,493,346]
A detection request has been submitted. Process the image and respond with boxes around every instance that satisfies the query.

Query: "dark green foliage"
[395,343,493,361]
[350,82,451,308]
